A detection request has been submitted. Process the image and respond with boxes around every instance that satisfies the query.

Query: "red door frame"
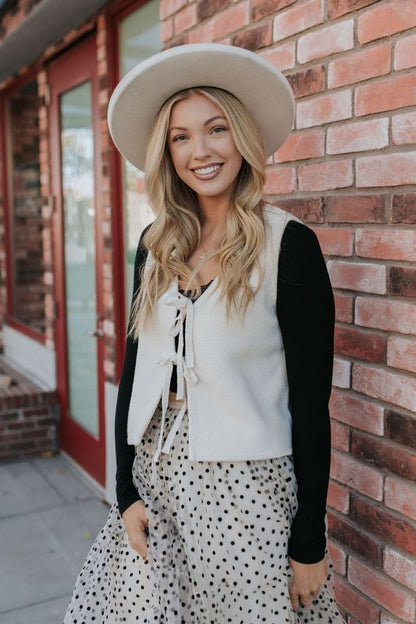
[105,0,148,382]
[49,34,106,486]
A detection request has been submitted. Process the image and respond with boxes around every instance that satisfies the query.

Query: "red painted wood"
[48,35,106,486]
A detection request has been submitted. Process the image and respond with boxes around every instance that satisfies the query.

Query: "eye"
[172,134,188,143]
[211,125,227,134]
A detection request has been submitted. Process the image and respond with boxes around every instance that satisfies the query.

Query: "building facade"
[0,0,415,621]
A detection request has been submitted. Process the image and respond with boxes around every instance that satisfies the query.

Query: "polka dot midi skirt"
[64,400,346,623]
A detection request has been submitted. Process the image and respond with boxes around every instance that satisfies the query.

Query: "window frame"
[0,69,46,344]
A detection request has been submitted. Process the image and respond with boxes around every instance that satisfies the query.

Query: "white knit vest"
[127,205,301,461]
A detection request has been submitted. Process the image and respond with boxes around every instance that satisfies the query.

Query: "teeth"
[194,164,221,175]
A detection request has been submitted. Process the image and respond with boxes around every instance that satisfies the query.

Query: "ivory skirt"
[63,397,345,623]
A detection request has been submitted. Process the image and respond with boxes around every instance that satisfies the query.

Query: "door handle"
[89,328,104,338]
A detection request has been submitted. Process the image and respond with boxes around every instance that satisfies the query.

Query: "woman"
[64,44,345,623]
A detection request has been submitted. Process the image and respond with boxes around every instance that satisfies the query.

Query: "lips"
[191,163,223,179]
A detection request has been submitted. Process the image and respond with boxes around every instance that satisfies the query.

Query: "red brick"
[335,325,386,363]
[299,160,353,192]
[286,66,325,99]
[232,22,272,51]
[395,32,416,70]
[386,410,416,448]
[392,194,416,224]
[330,389,384,435]
[326,194,386,223]
[334,293,353,322]
[356,152,416,188]
[328,480,350,514]
[333,357,351,388]
[328,0,379,20]
[174,3,197,34]
[298,19,354,64]
[196,0,232,20]
[331,450,383,500]
[353,362,416,412]
[276,198,324,223]
[298,89,352,128]
[352,429,416,481]
[355,296,416,335]
[189,20,215,43]
[328,512,380,565]
[358,0,416,44]
[252,0,295,21]
[334,576,380,624]
[387,336,416,374]
[348,556,416,621]
[275,129,324,163]
[160,0,187,19]
[161,17,173,43]
[264,167,296,195]
[313,226,353,256]
[355,74,416,116]
[273,0,324,42]
[213,2,249,39]
[331,420,350,452]
[328,42,391,89]
[327,118,388,155]
[357,228,416,261]
[392,111,416,145]
[385,476,416,521]
[327,260,386,294]
[259,41,295,71]
[384,548,416,592]
[388,267,416,298]
[328,540,347,574]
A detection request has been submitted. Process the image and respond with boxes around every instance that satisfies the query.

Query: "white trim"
[60,449,106,502]
[2,324,56,390]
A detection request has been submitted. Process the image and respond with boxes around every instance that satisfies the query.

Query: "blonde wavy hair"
[128,86,267,340]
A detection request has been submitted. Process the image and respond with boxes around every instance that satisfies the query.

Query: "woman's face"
[167,93,243,206]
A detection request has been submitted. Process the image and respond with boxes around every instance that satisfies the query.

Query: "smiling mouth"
[191,164,223,177]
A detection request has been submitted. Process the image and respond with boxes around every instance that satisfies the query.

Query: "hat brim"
[107,43,295,172]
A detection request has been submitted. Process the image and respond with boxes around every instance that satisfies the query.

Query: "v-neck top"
[115,219,335,564]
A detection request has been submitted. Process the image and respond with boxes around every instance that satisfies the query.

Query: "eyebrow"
[168,115,227,133]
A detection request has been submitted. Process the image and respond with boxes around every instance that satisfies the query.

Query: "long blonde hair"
[128,86,267,340]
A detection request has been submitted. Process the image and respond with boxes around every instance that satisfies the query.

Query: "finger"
[290,598,300,611]
[300,591,315,607]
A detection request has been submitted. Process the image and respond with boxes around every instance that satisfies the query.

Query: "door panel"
[49,36,105,485]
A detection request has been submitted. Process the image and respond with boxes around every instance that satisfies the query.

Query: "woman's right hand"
[122,500,149,561]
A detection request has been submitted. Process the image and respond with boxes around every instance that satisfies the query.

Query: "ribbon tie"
[152,290,198,479]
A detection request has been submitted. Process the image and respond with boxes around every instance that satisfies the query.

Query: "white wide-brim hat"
[107,43,295,172]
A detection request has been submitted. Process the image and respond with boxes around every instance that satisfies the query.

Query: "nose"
[192,134,211,160]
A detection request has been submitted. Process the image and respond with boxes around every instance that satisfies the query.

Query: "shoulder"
[262,204,319,250]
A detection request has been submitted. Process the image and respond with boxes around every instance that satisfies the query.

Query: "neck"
[198,196,230,234]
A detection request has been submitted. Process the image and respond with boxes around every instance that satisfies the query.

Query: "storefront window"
[118,0,160,319]
[7,79,45,334]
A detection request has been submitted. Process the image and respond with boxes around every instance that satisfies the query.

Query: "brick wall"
[162,0,416,622]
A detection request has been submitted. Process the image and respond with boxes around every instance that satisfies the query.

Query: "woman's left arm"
[276,219,335,605]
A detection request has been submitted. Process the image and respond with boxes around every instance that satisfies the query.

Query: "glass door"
[49,36,105,485]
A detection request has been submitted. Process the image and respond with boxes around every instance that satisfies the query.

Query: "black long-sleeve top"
[114,218,335,564]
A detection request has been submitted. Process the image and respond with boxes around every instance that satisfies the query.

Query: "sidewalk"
[0,454,110,623]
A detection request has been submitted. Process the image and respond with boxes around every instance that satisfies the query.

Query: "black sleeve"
[276,219,335,564]
[114,224,151,517]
